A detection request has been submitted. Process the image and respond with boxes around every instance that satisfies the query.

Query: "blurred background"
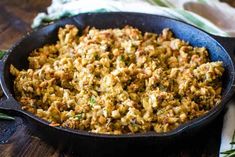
[0,0,235,50]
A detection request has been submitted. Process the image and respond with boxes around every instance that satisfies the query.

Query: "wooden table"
[0,0,233,156]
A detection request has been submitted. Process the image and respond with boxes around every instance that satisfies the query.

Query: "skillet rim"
[0,12,235,139]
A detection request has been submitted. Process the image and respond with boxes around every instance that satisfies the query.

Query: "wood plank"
[0,0,50,50]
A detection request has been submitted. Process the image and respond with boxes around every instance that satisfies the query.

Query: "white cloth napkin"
[220,99,235,154]
[32,0,235,155]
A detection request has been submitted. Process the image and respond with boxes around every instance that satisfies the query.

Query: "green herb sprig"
[221,130,235,157]
[0,113,15,120]
[0,50,15,120]
[0,50,5,59]
[89,96,96,107]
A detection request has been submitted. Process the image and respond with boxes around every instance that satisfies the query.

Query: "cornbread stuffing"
[10,25,224,134]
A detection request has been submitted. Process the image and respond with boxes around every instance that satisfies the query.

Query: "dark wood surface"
[221,0,235,7]
[0,0,233,156]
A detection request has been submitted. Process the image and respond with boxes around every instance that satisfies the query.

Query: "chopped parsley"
[0,50,6,59]
[75,113,83,120]
[119,55,125,62]
[90,96,96,107]
[159,84,167,92]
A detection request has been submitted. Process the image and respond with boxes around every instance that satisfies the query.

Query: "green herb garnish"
[119,55,125,62]
[0,113,15,120]
[42,17,53,23]
[220,149,235,155]
[89,96,96,107]
[221,130,235,157]
[75,113,83,120]
[159,84,167,92]
[127,79,132,85]
[125,60,131,66]
[0,50,6,59]
[0,50,14,121]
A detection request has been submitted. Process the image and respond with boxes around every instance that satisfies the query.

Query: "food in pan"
[10,25,224,134]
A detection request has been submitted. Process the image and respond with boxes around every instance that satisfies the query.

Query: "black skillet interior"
[0,13,235,151]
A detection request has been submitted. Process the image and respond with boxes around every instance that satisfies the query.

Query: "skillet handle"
[0,98,21,111]
[212,35,235,94]
[211,35,235,58]
[0,56,21,111]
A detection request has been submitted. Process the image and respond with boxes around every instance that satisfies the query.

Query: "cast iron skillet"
[0,12,235,153]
